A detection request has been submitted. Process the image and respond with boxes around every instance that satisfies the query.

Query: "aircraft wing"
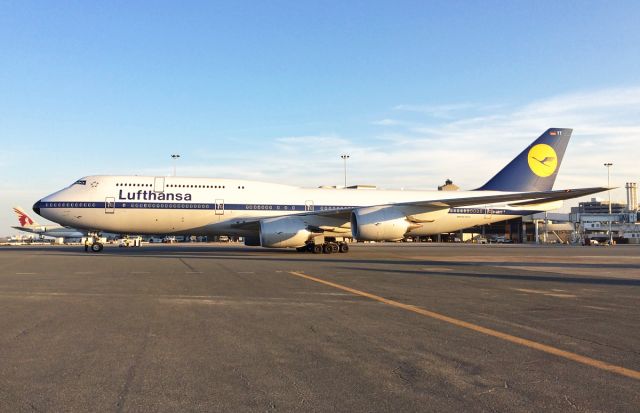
[230,186,609,231]
[297,186,609,217]
[395,186,609,209]
[12,226,37,233]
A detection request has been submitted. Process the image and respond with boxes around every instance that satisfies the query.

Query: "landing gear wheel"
[312,244,323,254]
[339,243,349,253]
[323,243,333,254]
[91,243,104,252]
[296,246,307,253]
[330,243,339,253]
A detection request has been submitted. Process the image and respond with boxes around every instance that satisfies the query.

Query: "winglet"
[478,128,572,192]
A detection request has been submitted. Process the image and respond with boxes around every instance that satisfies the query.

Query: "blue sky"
[1,1,639,235]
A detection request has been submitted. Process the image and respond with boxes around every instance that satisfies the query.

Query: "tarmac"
[0,243,638,412]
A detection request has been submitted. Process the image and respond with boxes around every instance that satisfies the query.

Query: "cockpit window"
[74,180,87,185]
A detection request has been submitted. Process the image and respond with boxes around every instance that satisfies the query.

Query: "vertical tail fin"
[13,206,38,227]
[478,128,572,192]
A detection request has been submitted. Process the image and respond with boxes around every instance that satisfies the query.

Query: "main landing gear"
[297,241,349,254]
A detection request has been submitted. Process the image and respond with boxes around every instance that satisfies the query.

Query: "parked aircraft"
[32,128,607,253]
[12,206,85,239]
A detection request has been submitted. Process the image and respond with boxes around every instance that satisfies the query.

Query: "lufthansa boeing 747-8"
[32,128,607,253]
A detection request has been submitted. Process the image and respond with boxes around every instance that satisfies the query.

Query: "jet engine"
[350,206,410,241]
[259,216,313,248]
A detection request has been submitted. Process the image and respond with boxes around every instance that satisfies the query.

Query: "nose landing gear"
[90,242,104,252]
[83,233,104,253]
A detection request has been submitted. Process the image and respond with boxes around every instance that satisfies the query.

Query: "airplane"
[32,128,608,253]
[12,206,85,239]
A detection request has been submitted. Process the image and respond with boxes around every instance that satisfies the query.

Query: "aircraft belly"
[110,209,215,234]
[407,214,521,235]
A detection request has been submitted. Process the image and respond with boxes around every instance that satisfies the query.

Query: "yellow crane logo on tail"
[527,144,558,177]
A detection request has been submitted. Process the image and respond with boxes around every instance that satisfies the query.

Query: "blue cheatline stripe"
[36,201,356,212]
[448,207,541,216]
[35,201,541,216]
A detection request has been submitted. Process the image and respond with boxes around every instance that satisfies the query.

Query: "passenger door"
[215,199,224,215]
[154,177,165,193]
[105,197,115,214]
[484,205,493,220]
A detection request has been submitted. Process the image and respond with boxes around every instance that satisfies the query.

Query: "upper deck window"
[74,180,87,185]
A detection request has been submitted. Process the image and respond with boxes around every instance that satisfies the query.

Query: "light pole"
[171,154,181,176]
[341,154,350,187]
[604,162,613,245]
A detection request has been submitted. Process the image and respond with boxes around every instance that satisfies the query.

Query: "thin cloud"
[135,87,640,195]
[3,86,639,234]
[275,135,348,146]
[393,103,476,118]
[372,118,402,126]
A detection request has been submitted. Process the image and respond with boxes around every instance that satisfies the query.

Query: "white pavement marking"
[583,305,612,311]
[15,272,37,275]
[512,288,577,298]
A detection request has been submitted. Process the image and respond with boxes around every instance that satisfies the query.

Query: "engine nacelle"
[350,206,410,241]
[259,216,312,248]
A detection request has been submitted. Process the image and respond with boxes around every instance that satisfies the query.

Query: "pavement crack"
[178,257,197,272]
[233,367,252,390]
[479,313,640,357]
[556,331,640,357]
[564,394,578,410]
[115,330,151,413]
[14,318,51,340]
[391,362,419,387]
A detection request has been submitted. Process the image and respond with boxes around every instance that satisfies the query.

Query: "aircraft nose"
[33,201,41,216]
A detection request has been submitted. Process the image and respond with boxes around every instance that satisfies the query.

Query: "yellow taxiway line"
[288,271,640,381]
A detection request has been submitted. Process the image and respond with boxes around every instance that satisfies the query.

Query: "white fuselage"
[35,175,561,237]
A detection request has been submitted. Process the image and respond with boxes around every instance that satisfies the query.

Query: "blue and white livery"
[33,128,607,253]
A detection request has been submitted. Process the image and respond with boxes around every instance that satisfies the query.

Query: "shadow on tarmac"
[14,245,640,287]
[337,266,640,286]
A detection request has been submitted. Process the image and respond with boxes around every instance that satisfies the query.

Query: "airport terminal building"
[423,181,640,244]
